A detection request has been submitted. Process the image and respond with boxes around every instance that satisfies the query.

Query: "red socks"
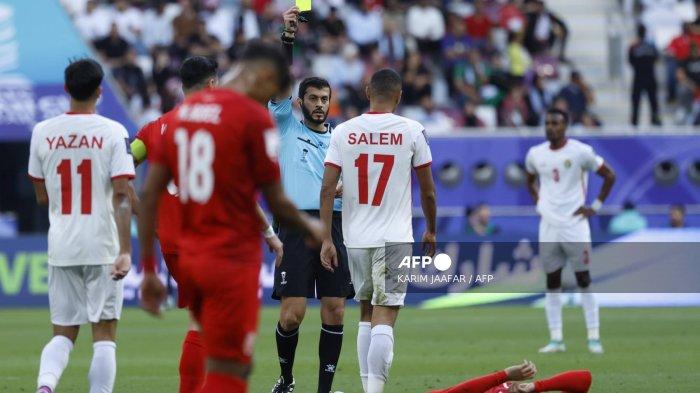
[534,370,592,393]
[429,370,509,393]
[198,372,246,392]
[179,330,205,393]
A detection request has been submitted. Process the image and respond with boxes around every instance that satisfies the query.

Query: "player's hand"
[573,206,596,218]
[335,182,343,197]
[110,253,132,280]
[422,231,437,258]
[320,239,338,272]
[140,273,167,317]
[505,360,537,381]
[266,234,284,267]
[508,383,535,393]
[282,6,299,36]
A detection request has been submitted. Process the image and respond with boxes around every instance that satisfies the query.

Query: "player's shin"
[318,324,343,393]
[275,321,299,383]
[545,290,563,341]
[88,341,116,393]
[37,335,74,391]
[367,325,394,393]
[357,322,371,392]
[580,288,600,340]
[179,330,204,393]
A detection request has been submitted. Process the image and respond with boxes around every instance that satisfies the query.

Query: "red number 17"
[354,153,394,206]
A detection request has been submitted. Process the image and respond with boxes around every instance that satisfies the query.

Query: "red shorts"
[162,253,191,309]
[179,256,261,364]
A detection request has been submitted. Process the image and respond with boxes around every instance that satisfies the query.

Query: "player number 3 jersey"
[324,113,432,248]
[28,113,135,266]
[525,139,604,227]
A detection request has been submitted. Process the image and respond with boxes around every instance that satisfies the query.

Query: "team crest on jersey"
[564,159,572,168]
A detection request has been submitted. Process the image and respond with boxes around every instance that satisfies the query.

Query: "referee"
[268,6,353,393]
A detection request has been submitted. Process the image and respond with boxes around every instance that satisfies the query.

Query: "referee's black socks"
[318,324,344,393]
[275,321,299,384]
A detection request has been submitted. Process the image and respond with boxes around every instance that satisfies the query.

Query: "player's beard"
[301,104,329,126]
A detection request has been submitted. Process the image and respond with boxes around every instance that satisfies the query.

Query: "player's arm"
[575,154,616,218]
[271,6,299,102]
[136,162,171,316]
[428,361,536,393]
[416,165,437,257]
[260,181,323,246]
[32,182,49,206]
[28,125,48,205]
[319,164,341,271]
[256,203,284,266]
[525,172,539,204]
[110,177,132,281]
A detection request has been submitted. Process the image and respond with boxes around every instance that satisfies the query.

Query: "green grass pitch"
[1,306,698,392]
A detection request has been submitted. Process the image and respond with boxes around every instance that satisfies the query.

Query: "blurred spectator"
[344,2,383,54]
[173,0,200,43]
[407,0,446,59]
[581,111,602,128]
[113,49,150,111]
[74,0,111,41]
[312,36,343,87]
[527,74,554,125]
[407,95,455,134]
[378,17,406,67]
[609,201,648,235]
[557,71,594,124]
[669,204,686,228]
[337,44,366,88]
[465,0,493,46]
[499,83,529,127]
[111,0,143,45]
[93,22,131,65]
[466,204,500,236]
[442,13,474,94]
[321,6,347,37]
[506,31,532,80]
[142,0,179,50]
[402,52,433,105]
[629,24,661,126]
[461,101,486,127]
[523,0,568,61]
[665,23,697,104]
[151,47,179,112]
[499,0,526,33]
[676,42,700,124]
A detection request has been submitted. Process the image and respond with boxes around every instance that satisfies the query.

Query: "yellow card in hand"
[296,0,312,12]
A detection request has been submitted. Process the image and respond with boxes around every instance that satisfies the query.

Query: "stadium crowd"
[60,0,603,133]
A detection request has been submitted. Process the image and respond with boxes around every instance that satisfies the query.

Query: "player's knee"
[321,301,345,325]
[575,271,591,289]
[546,269,563,290]
[279,309,304,331]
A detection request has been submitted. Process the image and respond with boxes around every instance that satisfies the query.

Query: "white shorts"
[538,219,592,274]
[347,244,412,307]
[48,265,124,326]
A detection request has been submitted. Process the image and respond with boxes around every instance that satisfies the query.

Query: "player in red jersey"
[131,56,283,393]
[137,41,323,392]
[428,361,592,393]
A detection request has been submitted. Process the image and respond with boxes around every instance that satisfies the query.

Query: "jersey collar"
[549,138,568,151]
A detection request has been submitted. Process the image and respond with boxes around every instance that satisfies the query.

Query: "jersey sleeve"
[412,128,432,169]
[525,148,537,174]
[324,127,342,169]
[581,144,604,172]
[27,123,44,181]
[110,125,136,180]
[267,97,295,136]
[247,110,281,186]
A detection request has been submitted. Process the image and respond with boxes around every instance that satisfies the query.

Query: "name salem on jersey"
[348,132,403,145]
[178,103,222,124]
[46,134,104,150]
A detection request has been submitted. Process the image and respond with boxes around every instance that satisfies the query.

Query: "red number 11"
[57,159,92,214]
[354,153,394,206]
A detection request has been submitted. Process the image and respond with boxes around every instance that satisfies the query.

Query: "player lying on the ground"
[428,360,592,393]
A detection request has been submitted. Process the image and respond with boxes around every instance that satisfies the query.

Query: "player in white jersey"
[524,108,616,355]
[319,69,437,393]
[28,59,135,393]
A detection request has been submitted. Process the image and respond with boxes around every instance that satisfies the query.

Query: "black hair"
[545,107,570,125]
[369,68,402,100]
[179,56,218,89]
[298,77,331,99]
[64,58,104,101]
[637,23,646,40]
[239,40,292,91]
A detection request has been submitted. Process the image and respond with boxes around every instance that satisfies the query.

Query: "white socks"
[581,290,600,340]
[89,341,117,393]
[545,290,563,341]
[367,325,394,393]
[37,335,74,391]
[357,322,371,392]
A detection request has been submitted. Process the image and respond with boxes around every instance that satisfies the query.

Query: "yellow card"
[296,0,312,12]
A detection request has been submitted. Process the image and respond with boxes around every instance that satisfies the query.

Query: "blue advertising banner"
[0,0,135,141]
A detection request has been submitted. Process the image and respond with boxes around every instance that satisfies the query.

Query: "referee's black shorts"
[272,210,354,300]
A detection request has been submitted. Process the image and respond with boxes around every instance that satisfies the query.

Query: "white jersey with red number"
[525,138,604,227]
[324,112,432,248]
[28,113,135,266]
